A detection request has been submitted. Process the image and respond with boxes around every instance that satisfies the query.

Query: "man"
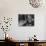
[22,15,34,26]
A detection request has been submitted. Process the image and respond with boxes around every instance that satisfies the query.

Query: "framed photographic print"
[18,14,34,26]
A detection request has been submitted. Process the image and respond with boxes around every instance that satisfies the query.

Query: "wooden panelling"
[24,43,28,46]
[16,43,20,46]
[38,43,43,46]
[43,43,46,46]
[38,43,46,46]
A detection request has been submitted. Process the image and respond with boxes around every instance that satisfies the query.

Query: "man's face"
[27,16,32,23]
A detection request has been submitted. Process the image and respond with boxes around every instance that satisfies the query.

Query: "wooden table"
[5,39,46,46]
[13,40,46,46]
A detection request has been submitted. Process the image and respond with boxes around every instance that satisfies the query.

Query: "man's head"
[27,15,32,23]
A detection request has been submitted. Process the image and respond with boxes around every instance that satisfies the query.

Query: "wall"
[0,0,46,40]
